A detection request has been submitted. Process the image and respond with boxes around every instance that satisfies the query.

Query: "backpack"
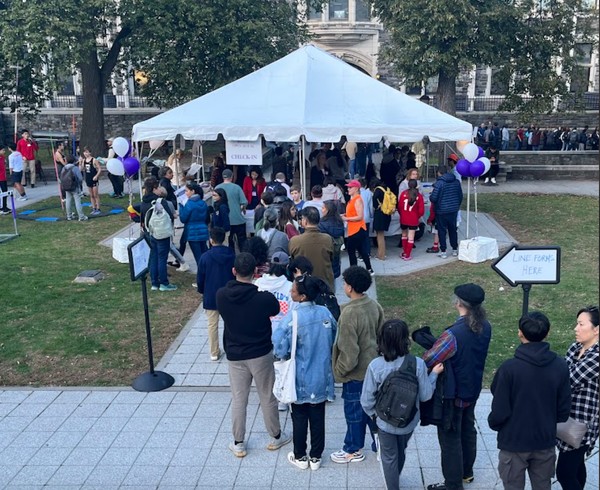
[376,186,397,215]
[267,181,286,195]
[60,166,78,192]
[145,198,173,239]
[374,354,419,428]
[569,131,578,143]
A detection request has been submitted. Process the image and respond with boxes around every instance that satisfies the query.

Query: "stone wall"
[502,151,599,180]
[460,112,599,130]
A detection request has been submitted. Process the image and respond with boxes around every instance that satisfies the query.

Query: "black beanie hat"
[454,283,485,306]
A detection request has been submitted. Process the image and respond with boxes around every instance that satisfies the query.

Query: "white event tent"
[132,44,472,145]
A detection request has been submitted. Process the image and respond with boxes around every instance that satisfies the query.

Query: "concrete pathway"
[0,179,597,488]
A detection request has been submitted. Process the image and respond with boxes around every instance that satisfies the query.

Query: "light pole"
[9,64,21,143]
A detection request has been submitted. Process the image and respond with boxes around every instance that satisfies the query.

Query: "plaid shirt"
[557,342,599,454]
[423,330,457,368]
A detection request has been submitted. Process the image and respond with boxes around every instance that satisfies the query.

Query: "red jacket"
[242,176,266,204]
[0,155,6,181]
[16,138,38,160]
[398,190,424,227]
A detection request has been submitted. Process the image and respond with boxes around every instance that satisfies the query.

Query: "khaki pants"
[205,309,221,358]
[22,159,36,186]
[228,351,280,442]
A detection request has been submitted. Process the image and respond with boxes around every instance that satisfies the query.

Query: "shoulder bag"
[273,310,298,404]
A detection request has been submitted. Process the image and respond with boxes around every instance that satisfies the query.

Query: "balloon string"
[473,178,479,238]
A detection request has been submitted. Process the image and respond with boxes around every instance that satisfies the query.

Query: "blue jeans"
[348,159,356,178]
[188,240,208,269]
[342,380,377,453]
[150,236,171,287]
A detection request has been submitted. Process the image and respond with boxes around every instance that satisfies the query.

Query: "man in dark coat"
[429,165,463,259]
[489,312,571,490]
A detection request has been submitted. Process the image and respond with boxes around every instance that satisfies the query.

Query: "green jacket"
[332,295,385,383]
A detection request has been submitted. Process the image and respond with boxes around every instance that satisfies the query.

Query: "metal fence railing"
[1,93,598,112]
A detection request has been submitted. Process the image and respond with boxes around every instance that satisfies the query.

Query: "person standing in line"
[210,188,231,241]
[359,178,374,258]
[0,146,11,214]
[318,200,345,279]
[179,183,209,270]
[342,180,373,275]
[61,156,88,221]
[429,165,462,259]
[288,206,335,292]
[361,319,443,490]
[216,252,291,458]
[273,274,337,471]
[488,312,571,490]
[331,265,385,464]
[398,179,425,261]
[501,125,510,151]
[16,129,38,187]
[556,306,599,490]
[105,138,124,198]
[216,168,248,252]
[424,283,492,490]
[371,178,391,261]
[8,143,28,201]
[79,147,102,215]
[196,227,235,361]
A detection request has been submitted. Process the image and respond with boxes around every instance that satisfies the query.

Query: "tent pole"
[300,136,306,200]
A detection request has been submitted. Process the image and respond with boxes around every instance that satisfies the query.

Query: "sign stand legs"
[521,283,532,317]
[132,274,175,392]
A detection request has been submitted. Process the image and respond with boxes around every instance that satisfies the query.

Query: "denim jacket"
[272,302,337,404]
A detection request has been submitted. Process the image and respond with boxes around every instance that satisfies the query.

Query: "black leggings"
[556,446,588,490]
[346,227,372,270]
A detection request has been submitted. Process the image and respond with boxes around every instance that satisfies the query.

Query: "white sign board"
[127,235,151,282]
[492,245,561,287]
[225,139,263,166]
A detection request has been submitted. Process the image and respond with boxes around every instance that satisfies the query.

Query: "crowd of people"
[134,143,599,490]
[474,122,599,152]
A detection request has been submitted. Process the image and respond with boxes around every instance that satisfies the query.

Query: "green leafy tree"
[0,0,307,154]
[370,0,596,116]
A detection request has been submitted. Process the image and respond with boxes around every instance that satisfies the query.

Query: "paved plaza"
[1,179,598,488]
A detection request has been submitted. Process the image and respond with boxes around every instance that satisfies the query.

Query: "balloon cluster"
[106,137,140,177]
[455,142,491,178]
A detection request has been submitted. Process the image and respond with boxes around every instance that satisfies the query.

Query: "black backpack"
[314,278,340,321]
[374,354,419,428]
[60,165,78,192]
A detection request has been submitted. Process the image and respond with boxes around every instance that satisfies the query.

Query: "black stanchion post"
[521,283,531,318]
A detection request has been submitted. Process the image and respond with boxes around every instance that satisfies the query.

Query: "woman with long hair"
[179,183,209,269]
[556,305,599,490]
[397,179,424,261]
[278,200,300,239]
[209,155,226,188]
[242,166,266,210]
[361,319,443,490]
[318,200,345,278]
[79,147,102,215]
[272,274,337,471]
[211,188,230,241]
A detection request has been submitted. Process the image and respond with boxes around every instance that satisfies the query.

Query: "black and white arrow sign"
[492,245,561,287]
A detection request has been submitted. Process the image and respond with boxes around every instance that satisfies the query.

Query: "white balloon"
[106,158,125,176]
[149,140,164,150]
[462,143,479,163]
[112,137,130,158]
[479,157,491,175]
[456,140,469,152]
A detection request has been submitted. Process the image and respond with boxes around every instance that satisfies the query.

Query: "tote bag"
[557,417,588,449]
[273,310,298,404]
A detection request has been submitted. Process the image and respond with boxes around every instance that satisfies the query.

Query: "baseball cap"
[271,251,289,265]
[345,180,361,188]
[222,169,233,179]
[448,153,459,163]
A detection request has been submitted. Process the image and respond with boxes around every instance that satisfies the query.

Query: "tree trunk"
[79,48,105,156]
[437,68,457,116]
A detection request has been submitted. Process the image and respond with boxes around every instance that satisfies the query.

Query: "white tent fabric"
[132,45,472,144]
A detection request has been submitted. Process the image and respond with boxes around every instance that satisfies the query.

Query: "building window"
[571,66,590,92]
[490,68,508,95]
[329,0,348,20]
[355,0,371,21]
[57,76,75,96]
[308,5,322,21]
[575,43,593,64]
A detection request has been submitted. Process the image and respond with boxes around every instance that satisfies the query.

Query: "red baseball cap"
[345,179,361,188]
[448,153,459,163]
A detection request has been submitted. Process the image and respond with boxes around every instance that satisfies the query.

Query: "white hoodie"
[254,274,295,331]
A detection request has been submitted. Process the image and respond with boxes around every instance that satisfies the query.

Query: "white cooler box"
[458,236,499,263]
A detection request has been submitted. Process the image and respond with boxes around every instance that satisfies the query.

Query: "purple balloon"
[455,158,472,178]
[477,146,485,159]
[470,159,485,177]
[122,156,140,176]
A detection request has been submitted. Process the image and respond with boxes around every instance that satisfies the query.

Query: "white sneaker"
[484,178,489,184]
[491,178,497,185]
[439,252,448,259]
[309,457,321,470]
[452,249,459,257]
[177,262,190,272]
[228,441,247,458]
[287,451,309,470]
[267,431,292,451]
[18,195,28,201]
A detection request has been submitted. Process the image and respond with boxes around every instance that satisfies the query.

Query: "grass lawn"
[0,191,597,388]
[0,195,199,386]
[377,193,599,387]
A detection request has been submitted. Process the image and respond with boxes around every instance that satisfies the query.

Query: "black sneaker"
[427,483,447,490]
[426,247,439,253]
